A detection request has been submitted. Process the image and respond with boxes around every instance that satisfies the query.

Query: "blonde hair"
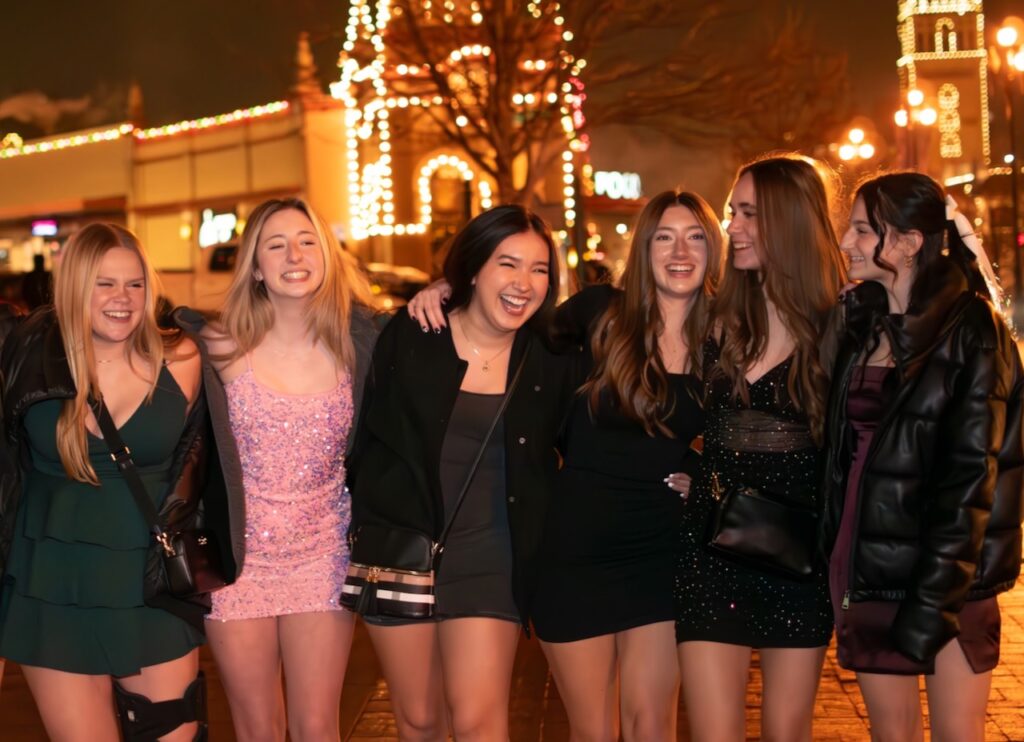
[54,223,166,485]
[218,198,374,371]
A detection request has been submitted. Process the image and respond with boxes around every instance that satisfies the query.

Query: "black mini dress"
[675,339,833,648]
[532,375,703,642]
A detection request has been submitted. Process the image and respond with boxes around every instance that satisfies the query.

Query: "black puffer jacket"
[821,264,1024,663]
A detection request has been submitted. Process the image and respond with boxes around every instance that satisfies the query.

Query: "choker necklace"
[96,357,120,365]
[456,314,512,372]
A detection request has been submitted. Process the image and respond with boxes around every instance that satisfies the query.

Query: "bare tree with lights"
[333,0,848,242]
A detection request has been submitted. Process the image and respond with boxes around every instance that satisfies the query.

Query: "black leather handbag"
[341,351,529,619]
[707,472,818,580]
[92,398,227,600]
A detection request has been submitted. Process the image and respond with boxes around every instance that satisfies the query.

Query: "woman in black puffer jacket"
[821,172,1023,742]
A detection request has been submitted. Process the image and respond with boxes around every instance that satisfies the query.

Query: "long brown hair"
[714,154,846,443]
[581,191,723,437]
[218,198,374,371]
[54,223,166,485]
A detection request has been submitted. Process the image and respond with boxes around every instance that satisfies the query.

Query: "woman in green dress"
[0,224,208,740]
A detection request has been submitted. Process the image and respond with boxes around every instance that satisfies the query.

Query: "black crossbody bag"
[91,397,228,602]
[341,351,528,619]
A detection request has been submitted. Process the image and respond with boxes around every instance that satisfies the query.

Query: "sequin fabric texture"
[209,364,353,621]
[675,339,833,647]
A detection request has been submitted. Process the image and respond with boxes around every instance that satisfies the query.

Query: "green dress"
[0,366,204,676]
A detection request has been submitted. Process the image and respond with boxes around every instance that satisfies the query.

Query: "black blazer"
[346,309,579,626]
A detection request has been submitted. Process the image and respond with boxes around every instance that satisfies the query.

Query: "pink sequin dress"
[209,358,353,621]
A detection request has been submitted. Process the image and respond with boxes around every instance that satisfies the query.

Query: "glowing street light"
[834,126,876,165]
[895,90,937,170]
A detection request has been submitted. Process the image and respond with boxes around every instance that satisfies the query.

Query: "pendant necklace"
[456,314,512,372]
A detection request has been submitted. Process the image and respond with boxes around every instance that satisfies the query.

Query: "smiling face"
[466,230,550,335]
[726,172,764,272]
[649,205,709,302]
[90,246,146,348]
[254,208,326,302]
[840,196,902,283]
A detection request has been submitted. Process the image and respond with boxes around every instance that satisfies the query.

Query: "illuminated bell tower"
[897,0,991,178]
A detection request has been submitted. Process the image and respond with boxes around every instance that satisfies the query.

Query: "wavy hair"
[855,171,988,309]
[218,198,375,371]
[714,154,847,444]
[54,223,165,485]
[581,191,723,437]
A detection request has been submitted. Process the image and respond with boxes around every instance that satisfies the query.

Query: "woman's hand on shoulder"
[166,336,202,408]
[407,279,451,332]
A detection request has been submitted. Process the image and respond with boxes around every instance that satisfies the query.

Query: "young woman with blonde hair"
[200,197,378,741]
[0,223,228,740]
[674,154,846,741]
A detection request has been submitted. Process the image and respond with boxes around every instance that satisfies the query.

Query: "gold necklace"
[456,314,512,372]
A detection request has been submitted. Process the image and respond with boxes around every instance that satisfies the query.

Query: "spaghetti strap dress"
[208,357,353,621]
[675,338,833,648]
[0,365,203,676]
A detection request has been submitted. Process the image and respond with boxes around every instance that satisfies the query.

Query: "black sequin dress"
[675,339,832,648]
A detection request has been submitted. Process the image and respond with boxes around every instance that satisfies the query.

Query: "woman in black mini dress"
[675,155,846,742]
[532,191,720,741]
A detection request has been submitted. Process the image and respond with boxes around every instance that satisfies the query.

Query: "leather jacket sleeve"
[891,313,1007,661]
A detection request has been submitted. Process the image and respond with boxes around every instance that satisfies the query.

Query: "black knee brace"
[113,670,208,741]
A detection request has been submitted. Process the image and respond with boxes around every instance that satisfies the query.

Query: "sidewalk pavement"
[3,576,1024,740]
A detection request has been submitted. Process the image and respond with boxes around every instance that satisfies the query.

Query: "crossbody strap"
[434,342,530,557]
[90,397,164,539]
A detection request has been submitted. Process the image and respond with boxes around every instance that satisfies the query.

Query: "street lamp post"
[895,89,937,171]
[993,19,1024,300]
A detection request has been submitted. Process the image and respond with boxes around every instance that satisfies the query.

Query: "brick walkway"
[3,577,1024,740]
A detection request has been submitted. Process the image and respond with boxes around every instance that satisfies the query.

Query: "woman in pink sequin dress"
[201,198,379,741]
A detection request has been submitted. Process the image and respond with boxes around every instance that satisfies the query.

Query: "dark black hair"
[442,204,560,332]
[855,171,987,311]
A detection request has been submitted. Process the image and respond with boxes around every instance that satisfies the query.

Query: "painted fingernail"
[434,327,442,334]
[421,325,429,332]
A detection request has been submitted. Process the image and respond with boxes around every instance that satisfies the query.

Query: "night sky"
[1,0,1019,200]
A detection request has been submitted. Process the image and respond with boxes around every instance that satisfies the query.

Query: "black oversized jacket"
[821,265,1024,663]
[346,310,579,627]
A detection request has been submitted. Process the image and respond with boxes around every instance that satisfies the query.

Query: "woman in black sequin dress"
[675,155,846,741]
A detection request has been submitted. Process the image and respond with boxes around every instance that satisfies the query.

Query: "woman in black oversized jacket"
[822,172,1024,742]
[346,206,578,741]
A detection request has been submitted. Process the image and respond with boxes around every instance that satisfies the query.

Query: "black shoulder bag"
[341,351,529,619]
[91,397,228,601]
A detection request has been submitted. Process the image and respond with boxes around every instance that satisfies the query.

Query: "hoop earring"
[904,255,913,269]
